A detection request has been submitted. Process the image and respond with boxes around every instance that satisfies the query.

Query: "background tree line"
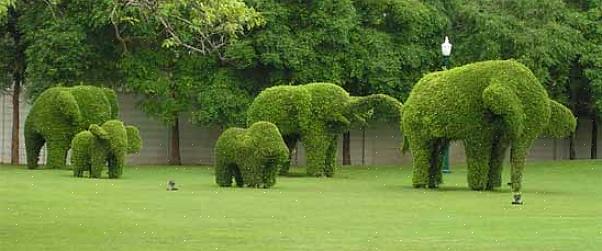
[1,0,600,165]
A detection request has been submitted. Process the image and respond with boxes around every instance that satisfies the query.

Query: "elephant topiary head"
[347,94,403,128]
[89,120,143,156]
[541,100,577,138]
[125,125,143,154]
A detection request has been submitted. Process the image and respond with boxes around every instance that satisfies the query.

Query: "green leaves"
[111,0,264,56]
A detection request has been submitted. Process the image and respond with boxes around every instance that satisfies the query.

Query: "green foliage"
[0,0,14,18]
[16,1,123,98]
[118,47,208,126]
[192,69,252,128]
[126,125,142,154]
[72,120,142,179]
[542,100,578,138]
[25,85,119,169]
[402,60,576,194]
[248,82,401,177]
[110,0,264,56]
[214,121,288,188]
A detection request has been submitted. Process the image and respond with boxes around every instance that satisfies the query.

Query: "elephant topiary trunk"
[247,83,402,177]
[214,122,289,188]
[71,120,142,178]
[401,60,576,201]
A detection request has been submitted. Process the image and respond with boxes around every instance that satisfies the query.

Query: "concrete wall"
[1,90,601,165]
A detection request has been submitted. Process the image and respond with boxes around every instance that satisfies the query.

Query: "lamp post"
[441,36,452,173]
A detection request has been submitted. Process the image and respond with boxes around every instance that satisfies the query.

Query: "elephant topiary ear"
[126,125,143,154]
[89,124,110,140]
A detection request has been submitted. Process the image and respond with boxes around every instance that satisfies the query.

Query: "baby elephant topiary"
[214,122,289,188]
[71,120,142,178]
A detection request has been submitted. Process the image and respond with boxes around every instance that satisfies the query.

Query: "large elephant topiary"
[72,120,142,178]
[247,83,402,177]
[25,85,119,169]
[401,60,576,202]
[214,122,289,188]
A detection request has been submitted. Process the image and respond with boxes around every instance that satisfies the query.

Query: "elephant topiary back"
[247,85,312,136]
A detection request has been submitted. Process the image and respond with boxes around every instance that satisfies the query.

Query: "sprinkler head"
[512,193,523,205]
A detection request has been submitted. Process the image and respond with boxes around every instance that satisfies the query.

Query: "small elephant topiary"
[401,60,576,200]
[214,122,289,188]
[71,120,142,178]
[25,85,119,169]
[247,83,402,177]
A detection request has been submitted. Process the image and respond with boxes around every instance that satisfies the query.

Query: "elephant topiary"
[25,85,119,169]
[401,60,576,202]
[247,83,402,177]
[72,120,142,178]
[214,121,289,188]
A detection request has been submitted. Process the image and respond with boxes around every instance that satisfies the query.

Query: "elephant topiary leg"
[46,138,71,169]
[215,160,234,187]
[280,135,299,175]
[509,138,535,194]
[107,154,125,179]
[25,128,45,169]
[429,139,447,188]
[410,137,434,188]
[465,138,493,190]
[302,133,329,177]
[487,135,510,190]
[323,135,338,177]
[89,153,106,178]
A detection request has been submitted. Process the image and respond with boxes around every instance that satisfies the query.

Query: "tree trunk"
[342,131,351,165]
[8,7,24,165]
[592,116,598,159]
[10,80,21,164]
[169,115,182,165]
[569,133,576,160]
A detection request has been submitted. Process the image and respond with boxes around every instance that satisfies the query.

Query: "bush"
[25,85,119,169]
[247,83,402,176]
[214,122,289,188]
[401,60,576,194]
[72,120,142,179]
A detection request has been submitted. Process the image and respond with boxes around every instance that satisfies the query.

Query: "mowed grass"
[1,160,602,251]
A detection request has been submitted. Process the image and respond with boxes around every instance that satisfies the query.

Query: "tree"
[575,1,602,158]
[111,0,263,165]
[0,5,23,164]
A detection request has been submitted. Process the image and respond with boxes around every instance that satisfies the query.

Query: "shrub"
[25,85,119,169]
[247,83,402,177]
[72,120,142,179]
[401,60,576,195]
[214,122,289,188]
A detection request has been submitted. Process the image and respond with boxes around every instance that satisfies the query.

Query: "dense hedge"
[247,83,402,177]
[401,60,576,196]
[214,122,289,188]
[72,120,142,179]
[25,85,119,169]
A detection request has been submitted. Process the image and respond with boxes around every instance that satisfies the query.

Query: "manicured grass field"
[1,160,601,251]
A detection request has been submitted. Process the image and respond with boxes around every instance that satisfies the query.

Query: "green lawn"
[1,161,601,251]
